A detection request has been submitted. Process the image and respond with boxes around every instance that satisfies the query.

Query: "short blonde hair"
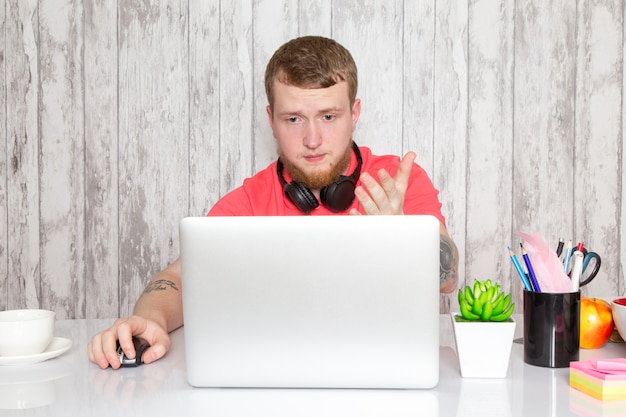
[264,36,358,110]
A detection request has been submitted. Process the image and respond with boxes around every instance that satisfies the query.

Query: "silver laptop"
[179,215,440,389]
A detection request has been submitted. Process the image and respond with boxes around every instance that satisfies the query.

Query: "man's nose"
[303,121,321,149]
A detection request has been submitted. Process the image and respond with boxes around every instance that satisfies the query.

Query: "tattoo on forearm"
[143,279,179,294]
[439,235,459,292]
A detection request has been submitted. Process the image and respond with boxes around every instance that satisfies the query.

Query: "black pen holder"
[523,290,580,368]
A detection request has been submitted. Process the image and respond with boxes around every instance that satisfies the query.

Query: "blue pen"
[520,243,541,292]
[563,240,573,273]
[508,246,532,291]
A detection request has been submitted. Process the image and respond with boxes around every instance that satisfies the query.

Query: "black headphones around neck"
[276,141,362,214]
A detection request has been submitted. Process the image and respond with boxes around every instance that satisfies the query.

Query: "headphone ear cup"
[319,141,362,212]
[284,181,320,214]
[276,142,362,214]
[320,177,358,212]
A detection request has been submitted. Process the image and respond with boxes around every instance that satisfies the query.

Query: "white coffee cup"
[0,309,55,356]
[612,297,626,342]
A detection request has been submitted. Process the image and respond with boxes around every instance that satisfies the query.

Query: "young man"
[88,36,459,369]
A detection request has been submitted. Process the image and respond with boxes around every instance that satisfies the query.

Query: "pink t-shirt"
[208,146,445,224]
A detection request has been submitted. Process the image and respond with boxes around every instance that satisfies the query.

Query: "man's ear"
[266,105,274,130]
[351,98,361,130]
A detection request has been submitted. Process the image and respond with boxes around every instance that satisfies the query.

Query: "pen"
[563,240,573,273]
[520,243,541,292]
[508,246,532,291]
[570,250,584,292]
[556,238,564,257]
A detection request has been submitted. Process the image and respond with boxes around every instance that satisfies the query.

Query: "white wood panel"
[84,0,119,319]
[575,0,623,297]
[219,1,254,196]
[403,1,435,174]
[298,0,331,37]
[513,0,577,296]
[38,0,85,319]
[5,0,41,311]
[189,0,221,215]
[466,0,515,299]
[622,1,626,297]
[333,0,404,157]
[252,0,299,172]
[0,0,7,308]
[118,0,189,317]
[433,0,468,312]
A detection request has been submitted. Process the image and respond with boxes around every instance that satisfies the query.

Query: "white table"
[1,315,625,416]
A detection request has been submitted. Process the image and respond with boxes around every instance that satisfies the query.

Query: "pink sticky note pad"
[591,358,626,373]
[571,359,626,380]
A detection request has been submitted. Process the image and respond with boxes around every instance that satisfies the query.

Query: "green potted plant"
[451,279,516,378]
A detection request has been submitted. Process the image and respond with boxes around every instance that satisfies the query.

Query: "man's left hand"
[350,151,415,215]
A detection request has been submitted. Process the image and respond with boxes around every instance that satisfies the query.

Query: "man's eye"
[287,117,298,123]
[323,114,334,121]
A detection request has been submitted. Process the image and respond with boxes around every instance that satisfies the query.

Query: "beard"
[279,144,352,190]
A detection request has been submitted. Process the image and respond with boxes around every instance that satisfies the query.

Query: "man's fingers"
[142,335,170,364]
[377,169,400,200]
[395,152,416,192]
[88,325,120,369]
[102,328,123,369]
[358,173,391,212]
[354,151,415,215]
[88,333,110,369]
[354,185,379,214]
[88,315,172,369]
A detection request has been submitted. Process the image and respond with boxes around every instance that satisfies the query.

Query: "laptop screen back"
[180,215,441,389]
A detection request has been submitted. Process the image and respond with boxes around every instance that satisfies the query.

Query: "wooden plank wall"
[1,0,625,320]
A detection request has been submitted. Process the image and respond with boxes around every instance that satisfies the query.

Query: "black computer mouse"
[116,336,150,367]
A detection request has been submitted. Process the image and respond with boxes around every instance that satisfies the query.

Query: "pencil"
[520,243,541,292]
[508,246,532,291]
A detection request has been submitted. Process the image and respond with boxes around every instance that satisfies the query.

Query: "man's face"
[267,80,361,190]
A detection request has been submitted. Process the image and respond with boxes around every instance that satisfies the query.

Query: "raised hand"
[350,151,415,215]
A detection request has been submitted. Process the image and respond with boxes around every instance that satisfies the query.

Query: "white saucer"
[0,337,72,366]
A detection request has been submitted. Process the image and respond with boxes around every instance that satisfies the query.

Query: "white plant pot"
[450,313,516,378]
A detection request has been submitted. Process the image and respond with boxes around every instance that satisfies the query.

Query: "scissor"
[567,248,601,287]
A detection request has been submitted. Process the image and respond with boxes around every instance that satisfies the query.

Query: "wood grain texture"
[333,0,404,157]
[189,0,221,215]
[574,0,623,297]
[403,0,435,174]
[84,0,119,318]
[38,0,85,319]
[1,0,625,320]
[514,0,576,244]
[404,1,451,313]
[298,0,331,38]
[118,0,189,317]
[252,0,298,172]
[0,0,7,308]
[219,1,254,197]
[433,0,468,312]
[5,0,40,311]
[466,0,515,306]
[513,0,566,299]
[622,1,626,299]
